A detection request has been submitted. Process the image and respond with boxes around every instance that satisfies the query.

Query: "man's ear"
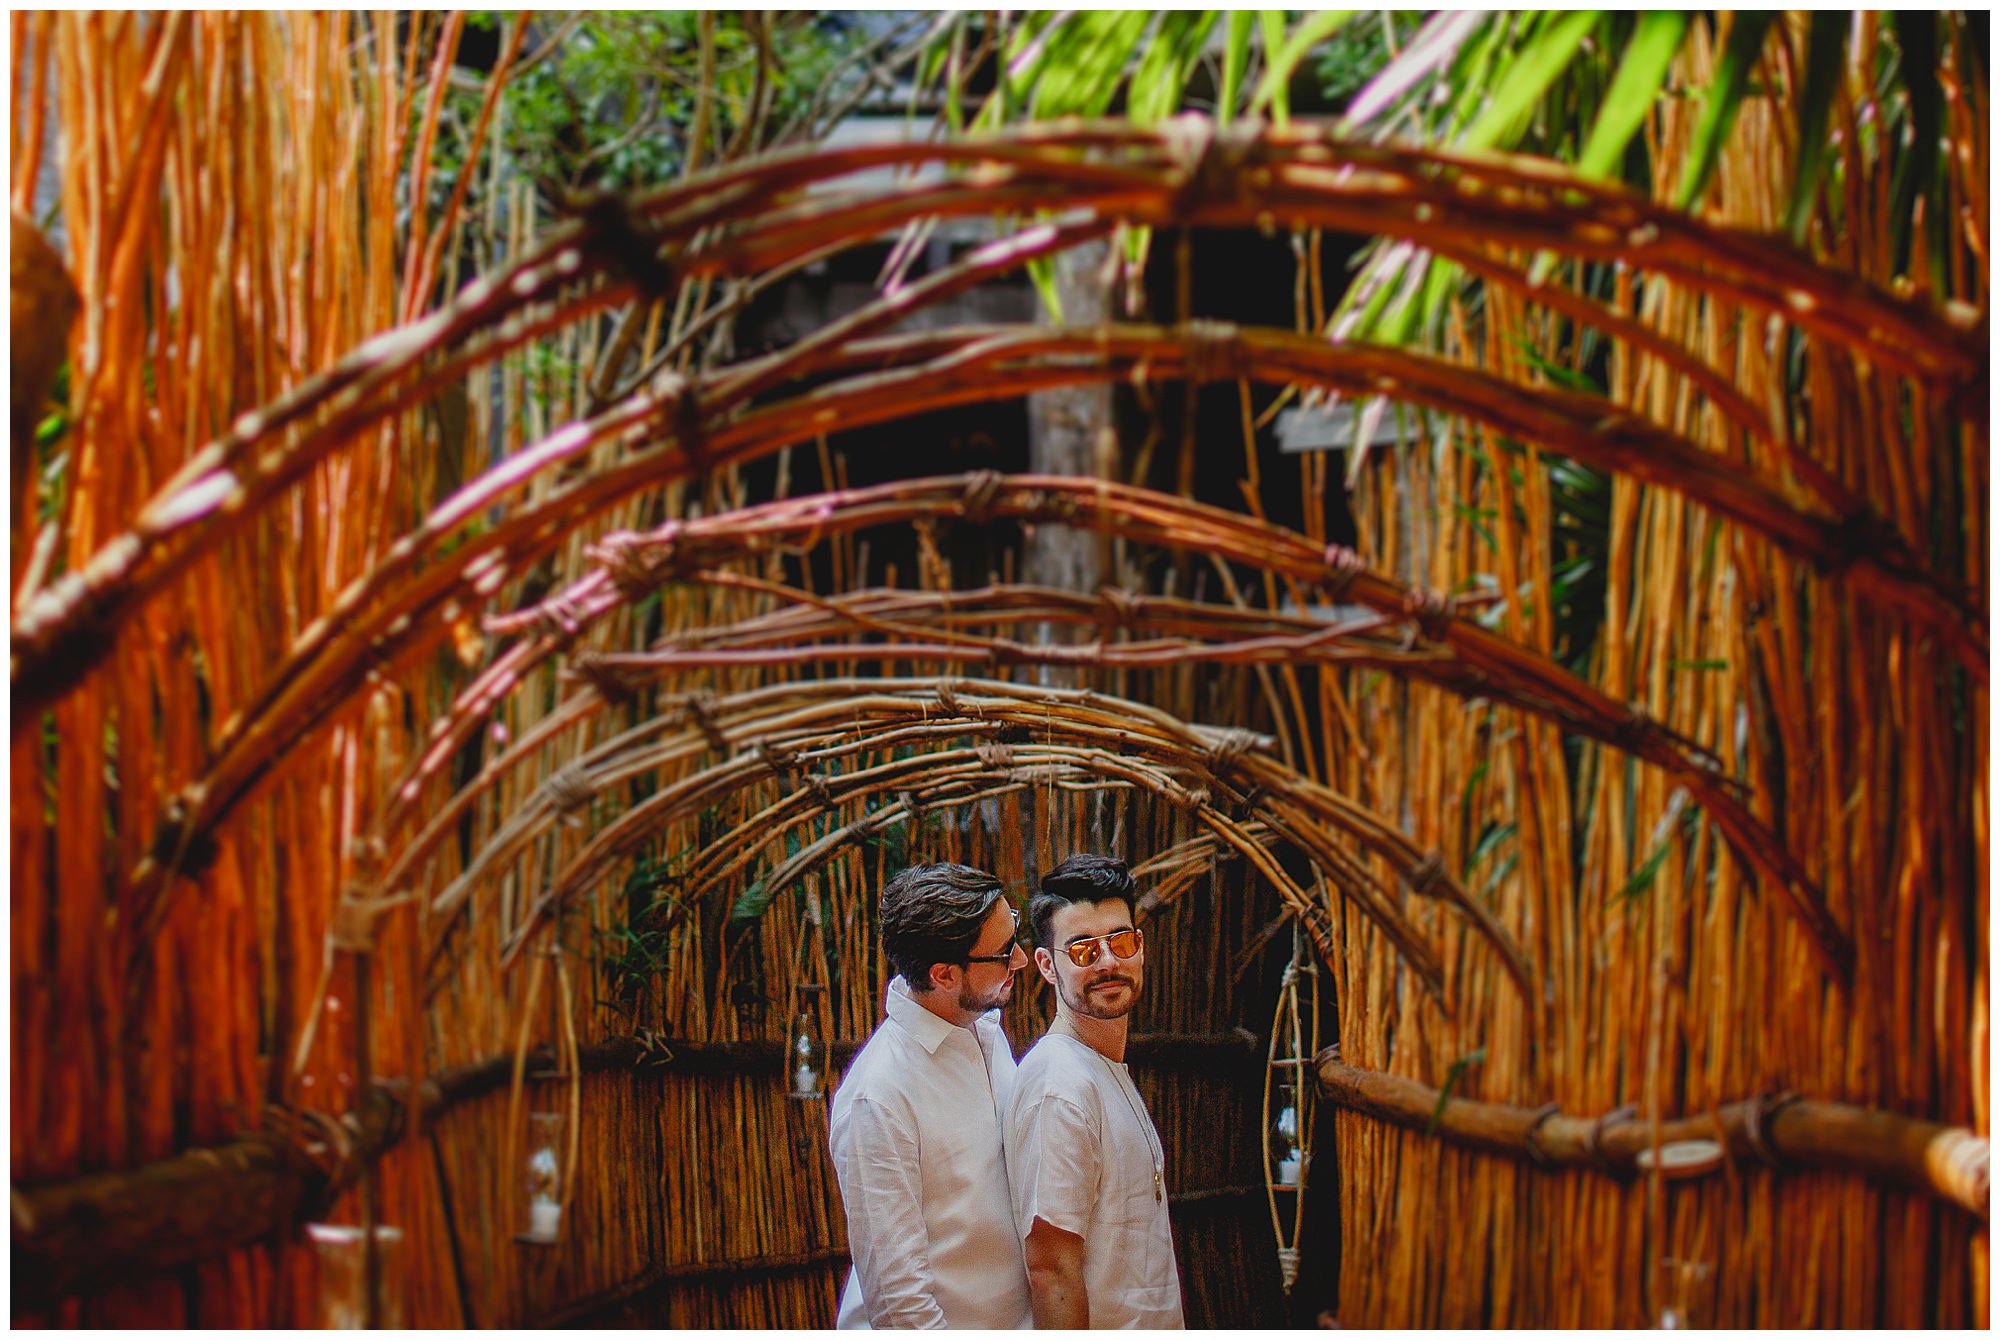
[1034,947,1057,987]
[926,961,957,994]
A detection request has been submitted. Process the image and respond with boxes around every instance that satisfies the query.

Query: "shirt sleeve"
[1008,1089,1100,1241]
[830,1093,949,1329]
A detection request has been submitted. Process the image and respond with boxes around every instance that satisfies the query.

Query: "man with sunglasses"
[1004,854,1185,1328]
[829,862,1035,1329]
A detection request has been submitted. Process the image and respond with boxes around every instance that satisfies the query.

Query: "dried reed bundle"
[1326,18,1986,1328]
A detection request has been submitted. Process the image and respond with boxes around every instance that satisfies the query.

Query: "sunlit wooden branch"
[1317,1053,1989,1218]
[15,122,1981,729]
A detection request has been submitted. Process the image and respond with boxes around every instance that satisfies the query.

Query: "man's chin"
[963,986,1013,1015]
[1066,983,1138,1020]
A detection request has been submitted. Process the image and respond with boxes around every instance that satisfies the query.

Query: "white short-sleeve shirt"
[829,977,1032,1329]
[1005,1032,1185,1328]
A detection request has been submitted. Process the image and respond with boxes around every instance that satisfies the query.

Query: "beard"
[1056,967,1140,1021]
[959,971,1014,1016]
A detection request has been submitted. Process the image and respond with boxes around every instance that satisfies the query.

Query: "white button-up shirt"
[830,976,1032,1329]
[1005,1033,1185,1328]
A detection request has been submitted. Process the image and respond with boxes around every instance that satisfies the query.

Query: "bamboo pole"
[1315,1054,1989,1218]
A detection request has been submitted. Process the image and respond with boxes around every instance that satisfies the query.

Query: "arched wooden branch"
[575,477,1853,981]
[493,690,1470,989]
[409,479,1846,983]
[121,464,1856,990]
[115,318,1988,809]
[1315,1053,1989,1219]
[380,583,1490,899]
[627,120,1978,379]
[107,308,1976,947]
[487,765,1338,1017]
[655,778,1278,937]
[596,746,1355,981]
[15,120,1981,724]
[376,547,1761,940]
[423,680,1512,997]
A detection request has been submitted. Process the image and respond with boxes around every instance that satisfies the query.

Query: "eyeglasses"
[963,908,1024,966]
[1059,927,1143,968]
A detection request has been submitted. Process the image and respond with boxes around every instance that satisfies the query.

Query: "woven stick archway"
[23,115,1978,1001]
[421,678,1525,990]
[15,121,1983,726]
[128,475,1853,985]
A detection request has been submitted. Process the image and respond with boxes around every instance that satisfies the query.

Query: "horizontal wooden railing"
[1314,1050,1988,1217]
[17,1033,1981,1313]
[9,1030,1261,1310]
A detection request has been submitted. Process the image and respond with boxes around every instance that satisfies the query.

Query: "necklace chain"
[1053,1017,1164,1201]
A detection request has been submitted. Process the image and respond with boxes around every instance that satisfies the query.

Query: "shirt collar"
[886,974,991,1055]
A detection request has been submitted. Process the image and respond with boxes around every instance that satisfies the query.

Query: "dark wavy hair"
[880,862,1006,992]
[1028,853,1137,952]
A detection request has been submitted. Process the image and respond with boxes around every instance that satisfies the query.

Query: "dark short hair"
[880,862,1006,992]
[1029,853,1137,952]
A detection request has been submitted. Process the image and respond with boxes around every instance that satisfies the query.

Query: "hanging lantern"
[519,1110,565,1243]
[1653,1258,1714,1328]
[1263,923,1319,1293]
[786,887,831,1099]
[788,982,829,1099]
[305,1222,404,1328]
[1270,1084,1302,1186]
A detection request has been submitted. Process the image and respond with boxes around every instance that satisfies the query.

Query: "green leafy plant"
[1617,791,1704,902]
[1327,11,1972,360]
[1314,12,1428,108]
[432,12,881,246]
[597,844,698,1015]
[1427,1046,1488,1134]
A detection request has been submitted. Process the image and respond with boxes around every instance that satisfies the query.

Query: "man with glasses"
[1004,854,1185,1328]
[829,862,1034,1328]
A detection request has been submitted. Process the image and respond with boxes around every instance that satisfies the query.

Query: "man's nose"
[1009,942,1028,969]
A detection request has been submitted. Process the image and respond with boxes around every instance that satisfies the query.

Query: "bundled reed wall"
[10,12,1984,1332]
[1323,17,1988,1327]
[10,12,454,1326]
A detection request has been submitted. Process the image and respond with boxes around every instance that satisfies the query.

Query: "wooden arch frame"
[180,474,1853,988]
[414,678,1510,998]
[17,120,1981,717]
[37,120,1979,993]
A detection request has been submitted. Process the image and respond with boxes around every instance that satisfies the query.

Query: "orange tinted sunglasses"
[1060,927,1143,968]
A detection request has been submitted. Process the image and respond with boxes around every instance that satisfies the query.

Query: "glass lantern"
[1269,1082,1302,1187]
[305,1223,404,1328]
[788,982,828,1100]
[520,1110,564,1244]
[1655,1259,1714,1329]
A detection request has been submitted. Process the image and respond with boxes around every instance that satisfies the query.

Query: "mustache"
[1085,974,1137,992]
